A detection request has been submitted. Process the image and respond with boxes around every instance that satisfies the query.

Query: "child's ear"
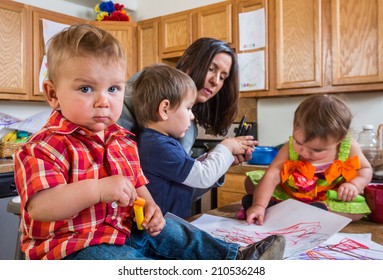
[158,99,170,120]
[43,80,60,110]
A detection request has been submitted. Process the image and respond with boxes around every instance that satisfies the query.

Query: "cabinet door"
[193,2,232,44]
[32,7,86,100]
[234,0,269,92]
[137,18,159,70]
[94,21,137,80]
[275,0,322,89]
[0,1,31,100]
[160,12,192,55]
[217,173,247,208]
[332,0,383,85]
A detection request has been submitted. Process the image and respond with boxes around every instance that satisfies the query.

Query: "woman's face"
[196,52,232,104]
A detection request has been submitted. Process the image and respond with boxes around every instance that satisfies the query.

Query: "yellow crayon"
[133,197,146,230]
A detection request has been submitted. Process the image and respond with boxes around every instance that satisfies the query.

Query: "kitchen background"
[4,0,383,146]
[1,0,383,260]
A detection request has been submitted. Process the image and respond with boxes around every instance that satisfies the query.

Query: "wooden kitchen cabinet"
[159,2,234,62]
[193,2,233,45]
[238,0,383,97]
[234,0,269,94]
[0,1,31,101]
[159,12,192,57]
[218,172,247,208]
[274,0,322,90]
[217,164,267,207]
[93,21,138,80]
[31,7,86,101]
[137,18,159,70]
[0,2,137,101]
[331,0,383,86]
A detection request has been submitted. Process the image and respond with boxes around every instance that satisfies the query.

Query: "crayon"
[326,190,365,202]
[133,197,146,230]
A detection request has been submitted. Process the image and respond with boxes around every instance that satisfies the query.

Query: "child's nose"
[95,93,110,107]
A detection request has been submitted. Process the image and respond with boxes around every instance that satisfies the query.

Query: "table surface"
[0,158,14,173]
[190,202,383,245]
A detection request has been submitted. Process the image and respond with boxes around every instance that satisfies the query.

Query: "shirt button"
[79,130,86,135]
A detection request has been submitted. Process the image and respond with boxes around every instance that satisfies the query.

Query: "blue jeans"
[64,217,239,260]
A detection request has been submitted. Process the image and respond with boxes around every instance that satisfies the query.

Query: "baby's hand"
[97,175,137,207]
[221,136,257,155]
[246,204,266,225]
[142,201,166,236]
[337,182,359,202]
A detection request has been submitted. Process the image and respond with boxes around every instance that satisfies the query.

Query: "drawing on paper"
[294,237,383,260]
[191,199,353,259]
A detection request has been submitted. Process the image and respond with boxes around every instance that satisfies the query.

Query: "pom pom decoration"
[95,1,131,21]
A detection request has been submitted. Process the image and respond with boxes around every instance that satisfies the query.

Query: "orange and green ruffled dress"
[247,136,371,215]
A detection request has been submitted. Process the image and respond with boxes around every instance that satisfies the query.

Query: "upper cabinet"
[159,12,192,58]
[137,18,159,69]
[0,3,137,101]
[234,0,269,92]
[247,0,383,97]
[93,21,137,80]
[331,0,383,86]
[274,0,322,90]
[158,2,233,63]
[31,7,86,101]
[0,1,31,101]
[193,2,233,45]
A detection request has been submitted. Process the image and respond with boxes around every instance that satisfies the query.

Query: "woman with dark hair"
[118,37,254,201]
[176,37,239,137]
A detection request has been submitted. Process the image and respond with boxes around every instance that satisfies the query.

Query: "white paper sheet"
[239,9,266,51]
[39,19,70,92]
[191,199,352,259]
[238,51,265,91]
[42,19,70,50]
[8,110,51,134]
[293,233,383,260]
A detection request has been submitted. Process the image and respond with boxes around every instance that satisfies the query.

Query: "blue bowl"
[248,146,278,165]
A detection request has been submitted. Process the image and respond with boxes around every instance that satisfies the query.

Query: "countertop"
[228,163,268,174]
[0,158,14,173]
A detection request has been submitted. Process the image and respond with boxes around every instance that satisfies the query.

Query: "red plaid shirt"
[14,110,148,260]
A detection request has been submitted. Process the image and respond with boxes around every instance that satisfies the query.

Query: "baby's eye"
[108,86,119,94]
[80,86,92,94]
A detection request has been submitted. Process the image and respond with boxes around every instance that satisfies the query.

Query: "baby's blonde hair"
[46,23,126,83]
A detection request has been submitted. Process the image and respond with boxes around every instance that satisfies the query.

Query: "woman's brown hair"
[176,38,239,136]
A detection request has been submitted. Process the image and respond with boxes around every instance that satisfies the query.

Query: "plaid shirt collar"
[45,110,134,139]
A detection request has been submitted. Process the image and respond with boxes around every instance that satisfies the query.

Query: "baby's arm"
[337,139,373,201]
[27,175,137,222]
[183,143,234,188]
[246,143,289,225]
[182,136,257,188]
[136,186,165,237]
